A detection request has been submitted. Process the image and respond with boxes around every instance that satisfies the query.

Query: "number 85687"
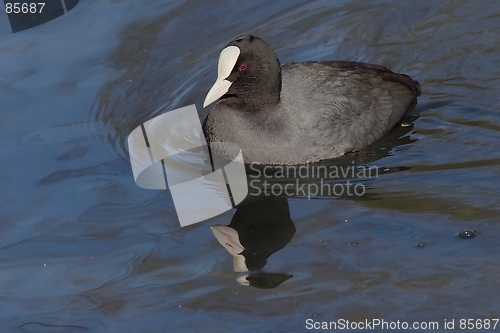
[5,3,46,14]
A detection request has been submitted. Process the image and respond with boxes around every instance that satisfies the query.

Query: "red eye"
[239,63,247,71]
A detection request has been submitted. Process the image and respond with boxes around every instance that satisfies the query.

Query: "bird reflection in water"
[211,198,295,289]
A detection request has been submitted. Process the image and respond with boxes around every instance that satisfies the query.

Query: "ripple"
[19,122,100,146]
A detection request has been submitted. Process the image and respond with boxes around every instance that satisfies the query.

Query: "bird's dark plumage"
[203,35,420,165]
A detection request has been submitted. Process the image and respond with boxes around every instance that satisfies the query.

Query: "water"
[1,0,500,331]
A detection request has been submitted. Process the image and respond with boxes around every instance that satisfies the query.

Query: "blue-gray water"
[1,0,500,332]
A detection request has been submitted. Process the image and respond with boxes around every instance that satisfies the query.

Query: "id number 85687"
[6,3,45,14]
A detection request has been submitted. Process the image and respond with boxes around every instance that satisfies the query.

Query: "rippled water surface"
[1,0,500,332]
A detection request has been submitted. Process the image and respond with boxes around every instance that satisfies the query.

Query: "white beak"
[203,79,233,108]
[203,45,240,108]
[210,225,244,255]
[211,224,248,272]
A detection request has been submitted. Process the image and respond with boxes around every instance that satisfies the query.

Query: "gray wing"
[280,61,419,157]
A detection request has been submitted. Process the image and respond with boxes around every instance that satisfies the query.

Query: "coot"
[203,35,420,165]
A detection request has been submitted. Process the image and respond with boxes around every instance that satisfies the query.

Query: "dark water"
[1,0,500,332]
